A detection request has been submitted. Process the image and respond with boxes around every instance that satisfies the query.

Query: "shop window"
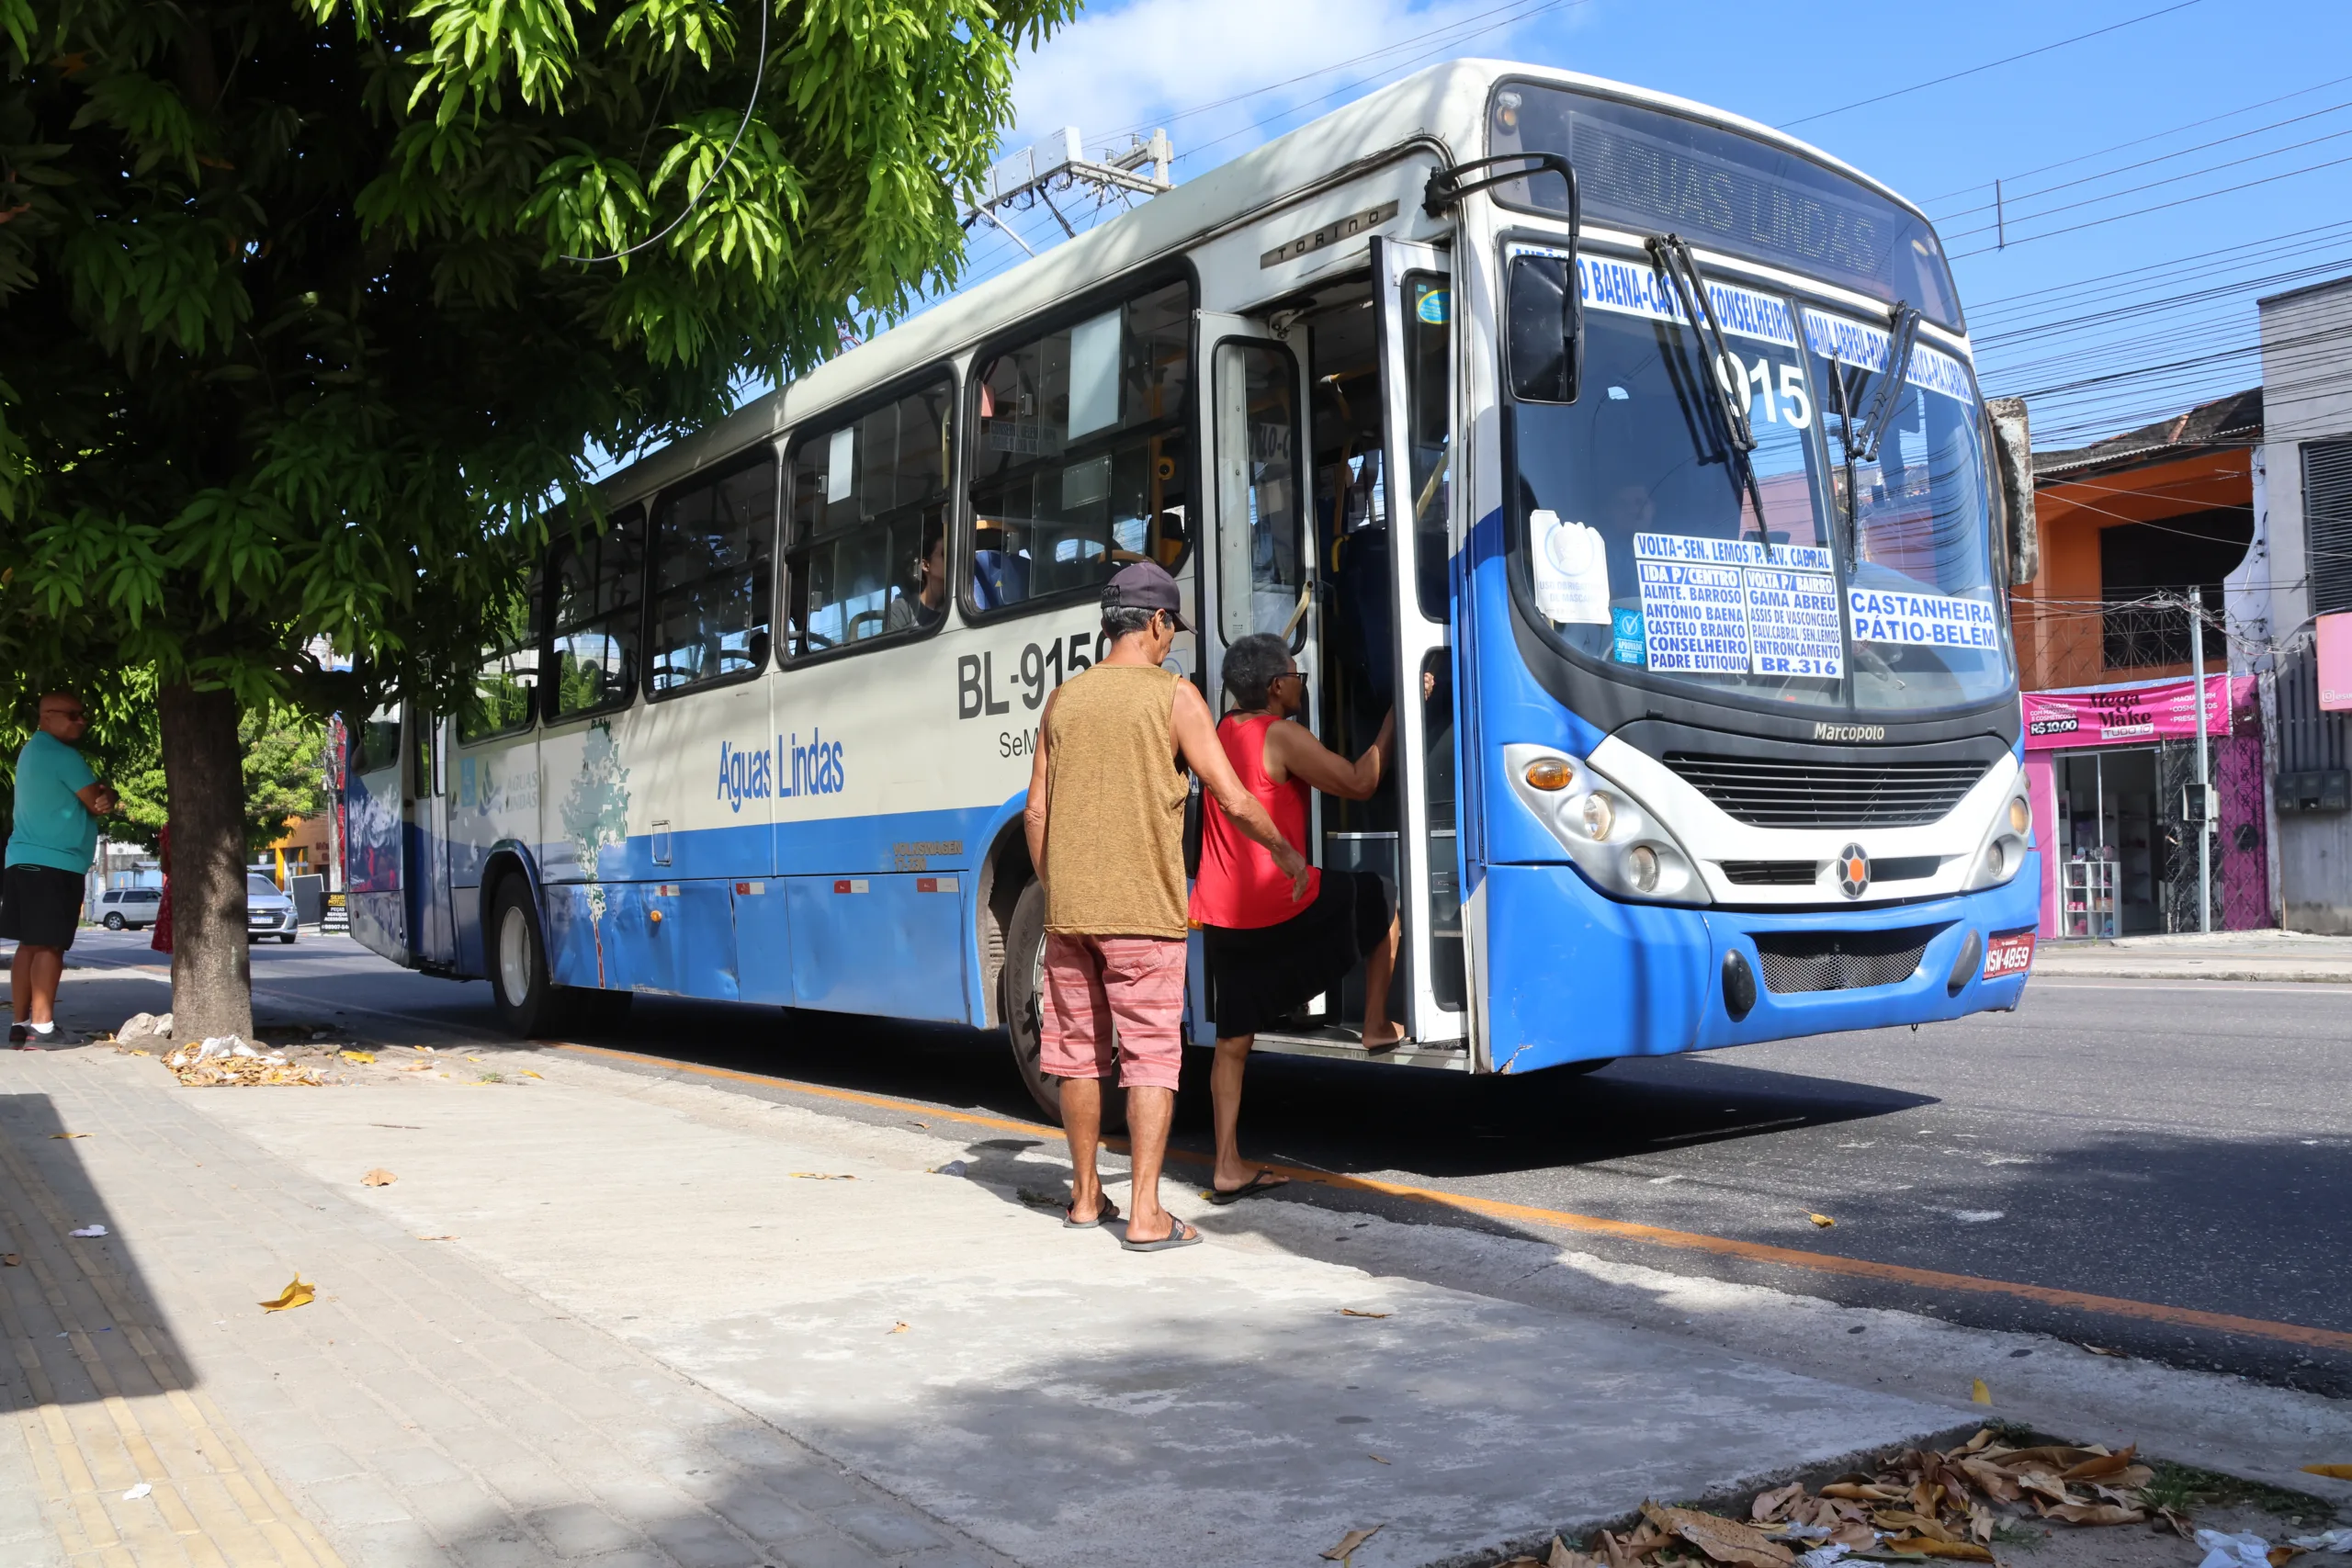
[967,280,1192,615]
[786,377,952,657]
[2098,507,2249,669]
[550,504,646,718]
[651,456,775,692]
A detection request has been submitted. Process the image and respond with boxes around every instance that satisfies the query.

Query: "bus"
[345,59,2043,1120]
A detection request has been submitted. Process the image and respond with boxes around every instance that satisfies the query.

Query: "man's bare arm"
[1023,689,1056,885]
[1170,682,1310,901]
[74,781,118,817]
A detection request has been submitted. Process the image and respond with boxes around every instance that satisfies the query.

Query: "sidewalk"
[2032,930,2352,983]
[4,963,2347,1567]
[0,1030,1969,1568]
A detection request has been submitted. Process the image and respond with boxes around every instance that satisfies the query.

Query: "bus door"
[345,704,412,965]
[1195,310,1318,1031]
[406,709,459,967]
[1369,236,1467,1046]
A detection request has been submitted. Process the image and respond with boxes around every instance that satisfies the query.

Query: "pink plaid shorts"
[1038,932,1187,1092]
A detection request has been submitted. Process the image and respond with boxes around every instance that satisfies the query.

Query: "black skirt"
[1200,870,1391,1037]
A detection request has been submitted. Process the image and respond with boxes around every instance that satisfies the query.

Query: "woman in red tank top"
[1189,634,1397,1202]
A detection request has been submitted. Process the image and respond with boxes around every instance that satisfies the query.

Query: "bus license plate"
[1982,931,2035,979]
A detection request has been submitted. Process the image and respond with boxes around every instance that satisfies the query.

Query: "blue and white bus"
[345,59,2042,1119]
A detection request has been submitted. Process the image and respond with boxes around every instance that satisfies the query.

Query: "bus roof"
[602,58,1930,503]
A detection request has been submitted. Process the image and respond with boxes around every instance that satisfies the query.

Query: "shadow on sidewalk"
[0,1088,196,1408]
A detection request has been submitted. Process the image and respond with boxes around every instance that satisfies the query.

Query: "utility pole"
[2188,592,2211,933]
[1996,179,2005,251]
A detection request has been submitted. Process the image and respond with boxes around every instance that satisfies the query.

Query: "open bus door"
[1369,235,1469,1049]
[345,704,412,965]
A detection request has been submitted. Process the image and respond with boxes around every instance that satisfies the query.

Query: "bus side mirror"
[1506,254,1580,404]
[1985,395,2037,586]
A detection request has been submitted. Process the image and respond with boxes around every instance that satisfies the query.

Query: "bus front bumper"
[1477,852,2041,1074]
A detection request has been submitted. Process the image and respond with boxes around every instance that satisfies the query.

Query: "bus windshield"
[1510,250,2010,717]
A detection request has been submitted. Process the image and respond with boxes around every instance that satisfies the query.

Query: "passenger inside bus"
[884,518,948,633]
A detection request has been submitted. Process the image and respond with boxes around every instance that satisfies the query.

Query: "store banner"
[2320,612,2352,712]
[2023,675,2237,750]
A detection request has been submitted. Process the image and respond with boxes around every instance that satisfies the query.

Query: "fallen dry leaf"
[1883,1536,1994,1561]
[1752,1482,1804,1523]
[2268,1549,2305,1568]
[789,1172,856,1180]
[51,1133,88,1140]
[258,1276,314,1313]
[2303,1464,2352,1481]
[1552,1540,1599,1568]
[1971,1378,1993,1405]
[888,1322,909,1334]
[1808,1213,1836,1228]
[1,1254,18,1267]
[465,1055,482,1063]
[401,1064,431,1073]
[2060,1445,2136,1482]
[361,1168,396,1188]
[1643,1501,1795,1568]
[519,1069,543,1079]
[2041,1503,2145,1527]
[341,1051,376,1065]
[417,1235,457,1241]
[1339,1308,1391,1319]
[1322,1525,1385,1562]
[2076,1341,2128,1358]
[412,1045,435,1054]
[1367,1452,1389,1464]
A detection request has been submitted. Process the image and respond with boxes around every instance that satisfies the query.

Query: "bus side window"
[549,504,646,719]
[356,705,402,774]
[967,278,1193,616]
[785,376,953,658]
[650,454,775,691]
[457,565,542,743]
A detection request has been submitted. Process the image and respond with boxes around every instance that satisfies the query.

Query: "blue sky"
[961,0,2352,450]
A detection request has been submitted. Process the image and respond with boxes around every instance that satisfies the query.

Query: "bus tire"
[1001,879,1125,1134]
[489,876,571,1038]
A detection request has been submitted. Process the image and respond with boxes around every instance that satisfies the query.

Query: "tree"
[0,0,1070,1038]
[108,706,330,852]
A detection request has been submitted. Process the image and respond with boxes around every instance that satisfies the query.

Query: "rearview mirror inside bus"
[1507,254,1580,404]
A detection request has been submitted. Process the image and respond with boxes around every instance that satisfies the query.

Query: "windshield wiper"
[1854,301,1922,464]
[1646,233,1768,543]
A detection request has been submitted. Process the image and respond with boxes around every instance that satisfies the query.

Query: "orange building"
[2012,389,2261,691]
[258,816,334,887]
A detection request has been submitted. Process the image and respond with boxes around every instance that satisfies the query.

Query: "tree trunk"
[158,683,253,1041]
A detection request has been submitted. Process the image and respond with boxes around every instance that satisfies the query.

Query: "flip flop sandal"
[1207,1171,1287,1207]
[1064,1201,1121,1229]
[1120,1221,1204,1253]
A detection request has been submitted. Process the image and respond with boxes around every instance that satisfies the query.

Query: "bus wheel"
[1001,879,1125,1134]
[490,877,569,1038]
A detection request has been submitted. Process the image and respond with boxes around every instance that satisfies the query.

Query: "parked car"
[247,873,299,943]
[96,887,164,931]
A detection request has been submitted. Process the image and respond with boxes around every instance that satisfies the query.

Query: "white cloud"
[1006,0,1564,169]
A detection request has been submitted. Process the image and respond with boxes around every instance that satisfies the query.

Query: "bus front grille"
[1663,753,1987,829]
[1720,860,1817,886]
[1751,927,1939,994]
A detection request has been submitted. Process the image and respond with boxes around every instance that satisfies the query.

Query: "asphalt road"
[52,928,2352,1397]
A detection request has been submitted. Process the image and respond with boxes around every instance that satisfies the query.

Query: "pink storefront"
[2021,674,2267,938]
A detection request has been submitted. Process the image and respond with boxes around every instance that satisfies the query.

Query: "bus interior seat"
[972,548,1031,610]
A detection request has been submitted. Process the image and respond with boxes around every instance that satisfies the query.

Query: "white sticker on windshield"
[1637,560,1750,672]
[1770,543,1833,570]
[1847,586,2001,649]
[1802,309,1976,405]
[1530,511,1611,626]
[1578,256,1797,345]
[1744,569,1843,678]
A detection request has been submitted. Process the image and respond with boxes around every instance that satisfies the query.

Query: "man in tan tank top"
[1024,563,1307,1251]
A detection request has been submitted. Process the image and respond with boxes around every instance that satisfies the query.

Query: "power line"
[1942,120,2352,243]
[1779,0,2202,129]
[1948,148,2352,258]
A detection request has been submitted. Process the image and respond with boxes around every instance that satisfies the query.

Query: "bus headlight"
[1503,744,1709,906]
[1963,784,2032,892]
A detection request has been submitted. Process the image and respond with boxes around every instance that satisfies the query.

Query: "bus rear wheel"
[1001,879,1125,1134]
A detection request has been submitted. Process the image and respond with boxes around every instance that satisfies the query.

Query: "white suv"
[96,888,164,931]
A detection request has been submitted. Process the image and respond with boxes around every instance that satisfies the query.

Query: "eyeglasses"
[1270,671,1304,688]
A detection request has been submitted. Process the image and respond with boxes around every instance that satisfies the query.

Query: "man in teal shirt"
[4,693,119,1045]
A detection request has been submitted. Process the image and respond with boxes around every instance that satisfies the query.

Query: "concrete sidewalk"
[2032,930,2352,983]
[0,1031,1971,1568]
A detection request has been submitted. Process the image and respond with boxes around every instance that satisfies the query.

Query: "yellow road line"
[554,1039,2352,1357]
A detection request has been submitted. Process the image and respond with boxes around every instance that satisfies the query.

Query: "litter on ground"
[68,1225,107,1238]
[258,1276,315,1312]
[164,1037,325,1087]
[1480,1430,2231,1568]
[361,1168,397,1187]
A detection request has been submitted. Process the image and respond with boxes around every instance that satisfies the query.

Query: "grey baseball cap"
[1102,561,1190,632]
